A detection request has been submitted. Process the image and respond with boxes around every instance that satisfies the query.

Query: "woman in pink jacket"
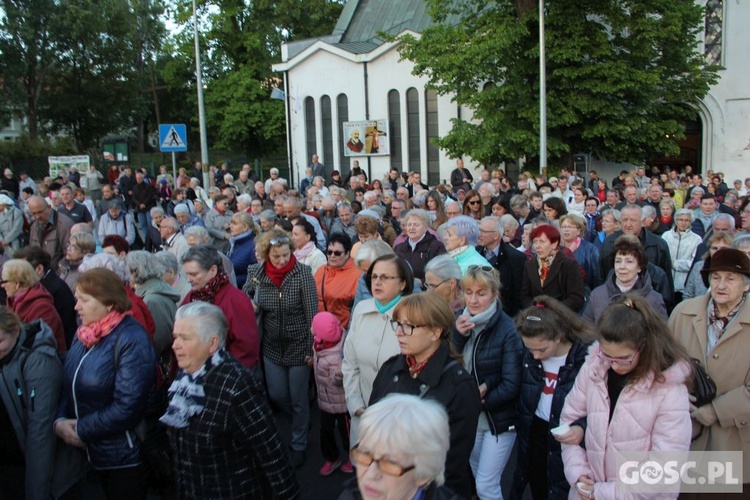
[561,295,692,499]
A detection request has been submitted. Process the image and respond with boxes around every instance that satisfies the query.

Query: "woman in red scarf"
[368,293,481,498]
[54,268,157,499]
[243,229,317,469]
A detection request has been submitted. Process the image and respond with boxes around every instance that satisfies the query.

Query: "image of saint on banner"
[159,124,188,152]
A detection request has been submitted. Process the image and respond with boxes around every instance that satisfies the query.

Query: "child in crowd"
[311,312,353,476]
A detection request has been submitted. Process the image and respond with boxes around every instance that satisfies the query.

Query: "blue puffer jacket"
[227,230,257,289]
[57,316,157,469]
[510,340,589,500]
[452,301,523,435]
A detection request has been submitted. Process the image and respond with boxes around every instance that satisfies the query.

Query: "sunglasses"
[468,200,481,205]
[270,236,290,246]
[350,445,415,477]
[467,265,494,273]
[327,250,345,257]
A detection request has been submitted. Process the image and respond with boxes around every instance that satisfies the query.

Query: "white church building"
[272,0,749,187]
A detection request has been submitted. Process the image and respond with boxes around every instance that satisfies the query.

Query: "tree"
[398,0,719,167]
[162,0,345,157]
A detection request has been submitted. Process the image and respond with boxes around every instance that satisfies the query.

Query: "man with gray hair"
[183,226,237,287]
[232,170,255,196]
[159,216,189,261]
[475,215,525,316]
[154,250,190,302]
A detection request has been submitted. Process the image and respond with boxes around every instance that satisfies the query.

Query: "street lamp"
[192,0,210,188]
[539,0,547,175]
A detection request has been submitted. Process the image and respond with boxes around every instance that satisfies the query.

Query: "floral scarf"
[537,251,557,287]
[189,271,230,303]
[77,310,128,349]
[707,294,746,351]
[160,349,226,428]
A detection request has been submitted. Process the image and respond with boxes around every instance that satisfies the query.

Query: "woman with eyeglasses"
[462,189,483,220]
[243,229,317,468]
[560,295,692,500]
[340,394,462,500]
[343,254,414,445]
[424,255,463,312]
[452,265,523,500]
[314,233,362,330]
[368,293,481,498]
[511,296,594,500]
[521,224,585,313]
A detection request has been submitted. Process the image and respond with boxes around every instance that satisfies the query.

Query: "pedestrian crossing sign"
[159,124,188,152]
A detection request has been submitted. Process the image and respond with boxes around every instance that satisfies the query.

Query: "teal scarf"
[375,294,402,314]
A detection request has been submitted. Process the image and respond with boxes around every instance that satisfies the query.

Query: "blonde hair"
[2,259,39,288]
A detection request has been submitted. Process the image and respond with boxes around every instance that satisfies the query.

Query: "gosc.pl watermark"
[617,451,743,494]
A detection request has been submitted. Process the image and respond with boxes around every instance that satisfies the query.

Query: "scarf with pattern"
[189,271,230,303]
[160,349,226,428]
[77,310,128,349]
[537,250,557,287]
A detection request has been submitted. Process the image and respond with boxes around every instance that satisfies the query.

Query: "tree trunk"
[514,0,537,18]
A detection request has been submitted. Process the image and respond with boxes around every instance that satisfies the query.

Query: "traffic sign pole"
[172,152,177,186]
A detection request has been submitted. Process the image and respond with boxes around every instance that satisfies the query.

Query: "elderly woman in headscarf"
[163,302,299,499]
[0,194,24,252]
[437,215,491,275]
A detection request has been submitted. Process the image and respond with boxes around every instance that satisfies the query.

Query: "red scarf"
[77,310,128,349]
[660,215,673,226]
[314,339,338,352]
[189,271,230,303]
[405,349,439,378]
[264,254,297,288]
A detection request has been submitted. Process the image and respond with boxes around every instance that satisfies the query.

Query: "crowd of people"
[0,159,749,499]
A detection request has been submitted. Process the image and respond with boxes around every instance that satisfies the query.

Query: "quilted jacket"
[560,343,691,499]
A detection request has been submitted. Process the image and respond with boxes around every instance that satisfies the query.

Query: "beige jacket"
[669,294,750,480]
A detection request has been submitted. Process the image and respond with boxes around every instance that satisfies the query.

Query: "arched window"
[406,88,421,172]
[337,94,349,178]
[388,90,402,171]
[304,97,316,162]
[321,95,333,177]
[425,89,440,186]
[705,0,723,66]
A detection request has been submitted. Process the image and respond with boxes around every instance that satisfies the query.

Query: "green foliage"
[399,0,719,166]
[0,135,77,159]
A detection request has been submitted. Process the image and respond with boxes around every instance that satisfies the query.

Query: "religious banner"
[343,120,390,157]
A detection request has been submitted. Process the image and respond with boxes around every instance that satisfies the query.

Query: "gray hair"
[259,209,277,223]
[184,225,210,243]
[424,255,462,282]
[383,189,395,199]
[641,205,656,220]
[601,208,621,223]
[174,203,190,215]
[621,204,643,217]
[509,194,528,209]
[404,208,430,228]
[108,198,124,210]
[150,206,165,217]
[359,394,449,487]
[181,244,223,271]
[439,215,480,246]
[498,213,519,231]
[78,252,129,282]
[480,215,504,237]
[674,208,694,222]
[354,240,394,268]
[691,186,705,197]
[714,213,736,230]
[363,191,378,203]
[126,250,165,285]
[154,251,179,274]
[175,302,227,349]
[236,193,252,206]
[731,234,750,252]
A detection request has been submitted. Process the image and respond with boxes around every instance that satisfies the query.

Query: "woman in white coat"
[662,208,702,300]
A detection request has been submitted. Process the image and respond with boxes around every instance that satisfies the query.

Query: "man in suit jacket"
[476,216,526,317]
[310,154,326,181]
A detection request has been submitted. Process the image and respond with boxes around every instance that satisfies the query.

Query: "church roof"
[332,0,461,44]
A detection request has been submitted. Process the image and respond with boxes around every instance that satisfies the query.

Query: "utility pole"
[539,0,547,175]
[193,0,210,188]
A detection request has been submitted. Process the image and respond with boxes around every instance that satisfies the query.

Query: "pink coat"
[561,344,692,499]
[314,337,347,414]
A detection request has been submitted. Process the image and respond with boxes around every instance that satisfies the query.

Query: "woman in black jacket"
[369,293,481,499]
[452,266,523,500]
[520,224,585,312]
[510,296,594,500]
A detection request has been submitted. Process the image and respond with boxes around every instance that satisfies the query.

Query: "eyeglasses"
[479,228,498,234]
[270,236,290,246]
[371,274,400,283]
[389,319,423,336]
[326,249,345,257]
[424,278,449,290]
[350,445,416,477]
[597,349,639,366]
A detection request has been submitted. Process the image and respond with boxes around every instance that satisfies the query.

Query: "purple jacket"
[313,337,347,414]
